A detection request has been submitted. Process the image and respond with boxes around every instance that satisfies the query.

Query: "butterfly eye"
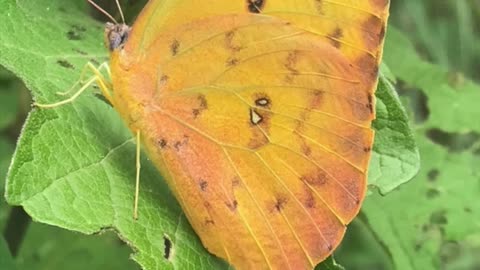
[105,23,131,51]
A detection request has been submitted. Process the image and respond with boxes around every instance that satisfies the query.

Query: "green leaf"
[315,257,345,270]
[0,68,20,130]
[0,137,14,190]
[0,136,15,231]
[363,135,480,270]
[335,215,393,270]
[361,26,480,270]
[16,223,139,270]
[383,27,480,133]
[0,236,16,270]
[368,73,420,193]
[1,1,226,269]
[0,0,418,269]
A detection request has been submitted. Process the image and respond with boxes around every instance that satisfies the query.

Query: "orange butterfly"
[38,0,389,269]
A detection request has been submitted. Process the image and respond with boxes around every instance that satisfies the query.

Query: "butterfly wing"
[109,1,389,269]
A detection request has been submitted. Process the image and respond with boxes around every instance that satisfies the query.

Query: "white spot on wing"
[250,109,262,125]
[256,98,269,106]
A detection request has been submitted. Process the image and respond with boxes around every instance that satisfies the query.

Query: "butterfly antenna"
[87,0,118,24]
[115,0,126,24]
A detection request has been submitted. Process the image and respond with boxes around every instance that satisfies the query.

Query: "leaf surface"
[361,26,480,270]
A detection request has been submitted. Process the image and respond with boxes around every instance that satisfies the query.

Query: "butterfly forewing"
[108,1,389,269]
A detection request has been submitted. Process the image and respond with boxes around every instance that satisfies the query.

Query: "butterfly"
[39,0,389,269]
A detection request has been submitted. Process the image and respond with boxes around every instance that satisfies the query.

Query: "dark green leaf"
[361,26,480,270]
[0,236,16,270]
[368,73,420,193]
[16,223,139,270]
[315,256,345,270]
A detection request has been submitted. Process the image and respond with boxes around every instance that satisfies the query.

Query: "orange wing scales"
[109,1,389,269]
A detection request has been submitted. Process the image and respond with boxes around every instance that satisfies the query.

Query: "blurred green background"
[1,0,479,269]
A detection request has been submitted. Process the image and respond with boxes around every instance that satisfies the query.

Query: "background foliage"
[1,0,479,269]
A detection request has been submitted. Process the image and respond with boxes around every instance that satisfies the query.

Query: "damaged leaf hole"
[426,129,480,153]
[426,188,440,199]
[57,59,74,69]
[67,25,86,41]
[395,80,429,124]
[427,169,439,182]
[430,210,448,226]
[163,234,174,260]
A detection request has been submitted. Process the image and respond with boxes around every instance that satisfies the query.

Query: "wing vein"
[255,151,327,266]
[272,143,360,203]
[271,122,365,172]
[207,85,370,129]
[157,147,234,263]
[221,147,289,270]
[274,156,347,225]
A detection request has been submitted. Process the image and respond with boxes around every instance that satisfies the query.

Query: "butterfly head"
[104,22,131,51]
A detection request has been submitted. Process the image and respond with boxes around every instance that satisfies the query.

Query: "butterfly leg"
[55,62,108,95]
[133,129,141,220]
[34,62,114,108]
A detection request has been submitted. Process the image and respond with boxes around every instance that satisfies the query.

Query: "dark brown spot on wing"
[284,51,300,83]
[328,27,343,49]
[192,94,208,118]
[226,57,239,67]
[199,179,208,191]
[361,15,384,52]
[303,186,316,208]
[158,138,168,149]
[170,39,180,56]
[159,75,169,89]
[232,177,240,188]
[226,200,238,211]
[248,131,269,149]
[367,94,374,114]
[204,201,211,208]
[274,196,288,212]
[379,24,386,41]
[285,50,299,73]
[301,171,328,186]
[310,90,324,109]
[301,143,312,156]
[225,30,242,52]
[355,53,379,87]
[247,0,265,13]
[205,218,215,225]
[314,0,323,14]
[198,94,208,108]
[174,135,189,151]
